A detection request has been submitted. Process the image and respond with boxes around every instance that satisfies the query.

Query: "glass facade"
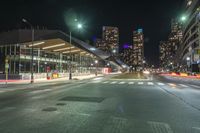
[0,44,97,75]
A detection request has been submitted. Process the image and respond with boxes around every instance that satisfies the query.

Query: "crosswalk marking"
[148,82,154,85]
[0,90,5,93]
[111,81,117,84]
[168,83,176,87]
[29,89,53,94]
[128,82,134,84]
[192,127,200,132]
[138,82,144,85]
[148,121,173,133]
[119,82,125,84]
[158,82,165,86]
[179,84,188,87]
[190,85,200,88]
[103,81,109,84]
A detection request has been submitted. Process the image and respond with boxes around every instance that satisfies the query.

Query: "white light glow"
[186,57,190,61]
[77,23,82,29]
[63,49,80,53]
[80,52,87,54]
[95,60,98,64]
[143,70,150,74]
[42,43,65,50]
[53,47,75,52]
[90,48,96,51]
[29,42,45,47]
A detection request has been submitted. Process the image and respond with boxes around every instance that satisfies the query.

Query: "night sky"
[0,0,183,66]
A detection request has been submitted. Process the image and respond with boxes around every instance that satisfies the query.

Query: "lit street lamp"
[22,18,34,84]
[186,57,191,72]
[69,21,83,80]
[95,60,98,76]
[186,57,190,61]
[180,15,187,22]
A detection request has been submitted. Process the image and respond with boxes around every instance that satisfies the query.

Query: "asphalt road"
[0,74,200,133]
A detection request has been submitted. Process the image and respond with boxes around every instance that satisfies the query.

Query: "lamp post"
[69,22,82,80]
[95,60,98,76]
[186,57,191,72]
[22,18,34,84]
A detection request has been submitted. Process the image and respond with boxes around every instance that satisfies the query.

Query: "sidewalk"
[0,74,104,92]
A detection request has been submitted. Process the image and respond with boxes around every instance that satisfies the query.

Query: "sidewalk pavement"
[0,74,104,93]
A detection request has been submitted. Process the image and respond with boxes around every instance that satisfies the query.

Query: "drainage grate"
[60,96,105,103]
[42,107,57,112]
[56,103,66,106]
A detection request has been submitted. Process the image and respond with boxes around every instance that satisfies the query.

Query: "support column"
[14,44,16,74]
[60,53,63,72]
[37,49,40,73]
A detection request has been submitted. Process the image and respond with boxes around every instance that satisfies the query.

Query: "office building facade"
[102,26,119,54]
[176,0,200,72]
[133,29,144,69]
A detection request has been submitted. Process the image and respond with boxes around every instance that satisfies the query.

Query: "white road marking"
[0,107,17,113]
[29,89,53,94]
[192,127,200,131]
[179,84,188,87]
[103,81,109,84]
[148,82,154,85]
[138,82,144,85]
[119,82,125,84]
[158,82,165,86]
[90,81,101,83]
[190,85,200,88]
[168,83,177,87]
[128,82,134,84]
[111,81,117,84]
[23,108,37,112]
[0,90,6,93]
[148,121,173,133]
[31,95,45,99]
[103,116,128,133]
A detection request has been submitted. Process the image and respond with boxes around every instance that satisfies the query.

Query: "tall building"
[133,29,144,69]
[159,19,183,71]
[95,38,108,52]
[119,44,134,67]
[159,41,173,69]
[102,26,119,54]
[171,19,183,42]
[176,0,200,72]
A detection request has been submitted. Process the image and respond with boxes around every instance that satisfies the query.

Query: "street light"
[186,57,190,61]
[186,57,191,72]
[112,49,116,53]
[95,60,98,76]
[69,21,83,80]
[180,15,187,22]
[77,23,82,29]
[22,18,34,84]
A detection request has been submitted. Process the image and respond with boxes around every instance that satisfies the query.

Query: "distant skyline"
[0,0,183,66]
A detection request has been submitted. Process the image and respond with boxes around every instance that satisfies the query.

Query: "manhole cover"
[60,96,105,103]
[42,107,57,112]
[56,103,66,106]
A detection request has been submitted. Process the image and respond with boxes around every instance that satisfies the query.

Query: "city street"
[0,74,200,133]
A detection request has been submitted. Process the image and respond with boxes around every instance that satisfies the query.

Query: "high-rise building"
[95,38,108,52]
[175,0,200,72]
[120,44,134,67]
[159,41,172,69]
[133,29,144,69]
[171,19,183,42]
[102,26,119,54]
[159,19,183,70]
